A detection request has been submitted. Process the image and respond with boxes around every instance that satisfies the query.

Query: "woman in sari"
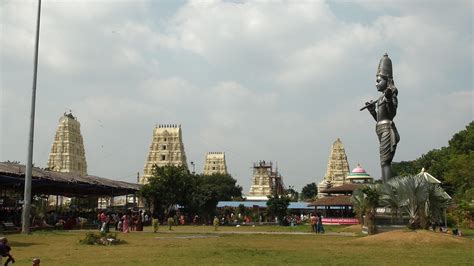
[122,213,130,233]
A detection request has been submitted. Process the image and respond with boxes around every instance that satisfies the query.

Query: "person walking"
[152,217,159,233]
[0,237,15,266]
[167,216,174,231]
[99,211,107,233]
[310,213,317,233]
[213,216,220,231]
[317,213,325,234]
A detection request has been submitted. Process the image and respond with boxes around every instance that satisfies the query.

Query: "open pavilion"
[0,162,140,206]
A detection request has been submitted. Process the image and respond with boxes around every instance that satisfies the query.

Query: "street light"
[190,161,195,175]
[22,0,42,234]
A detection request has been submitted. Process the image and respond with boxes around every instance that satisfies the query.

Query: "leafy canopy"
[139,165,242,220]
[301,182,318,201]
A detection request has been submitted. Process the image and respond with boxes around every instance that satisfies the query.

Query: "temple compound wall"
[203,152,228,175]
[141,124,188,184]
[47,113,87,175]
[318,138,350,196]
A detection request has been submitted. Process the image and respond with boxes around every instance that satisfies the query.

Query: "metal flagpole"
[22,0,42,234]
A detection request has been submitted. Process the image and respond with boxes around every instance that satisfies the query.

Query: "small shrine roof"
[351,164,366,174]
[319,183,362,193]
[346,164,373,180]
[308,195,352,206]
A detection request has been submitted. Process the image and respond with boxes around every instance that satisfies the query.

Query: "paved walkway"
[157,230,356,237]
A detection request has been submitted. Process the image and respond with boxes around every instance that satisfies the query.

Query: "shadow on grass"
[9,241,42,247]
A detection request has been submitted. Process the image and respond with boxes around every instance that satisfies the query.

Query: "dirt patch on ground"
[340,225,363,233]
[353,230,468,245]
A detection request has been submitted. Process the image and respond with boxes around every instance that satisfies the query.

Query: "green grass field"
[4,225,473,265]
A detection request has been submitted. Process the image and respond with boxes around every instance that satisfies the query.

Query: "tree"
[396,176,429,229]
[139,167,243,223]
[139,165,195,219]
[351,188,367,225]
[266,194,290,225]
[392,160,417,177]
[301,182,318,201]
[444,153,474,196]
[351,184,380,234]
[363,185,380,234]
[190,173,243,221]
[391,121,473,226]
[379,181,403,224]
[379,176,450,230]
[285,186,299,202]
[448,121,474,155]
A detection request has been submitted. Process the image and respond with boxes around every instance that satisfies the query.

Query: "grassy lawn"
[147,224,346,233]
[4,225,473,265]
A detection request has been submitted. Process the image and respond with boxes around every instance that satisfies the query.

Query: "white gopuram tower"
[141,124,188,184]
[47,112,87,175]
[203,152,228,175]
[317,138,350,196]
[247,161,274,200]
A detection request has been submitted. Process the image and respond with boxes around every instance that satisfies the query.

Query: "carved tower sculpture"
[203,152,228,175]
[47,112,87,175]
[248,161,273,199]
[46,112,88,206]
[141,124,188,184]
[317,138,350,196]
[247,161,285,200]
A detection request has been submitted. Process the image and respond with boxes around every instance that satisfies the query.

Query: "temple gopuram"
[46,112,88,206]
[203,152,228,175]
[47,112,87,175]
[141,124,188,184]
[317,138,350,197]
[247,161,285,201]
[310,165,374,225]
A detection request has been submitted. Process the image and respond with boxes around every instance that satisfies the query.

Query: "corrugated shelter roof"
[0,162,141,197]
[217,201,267,208]
[217,201,313,210]
[319,183,361,194]
[308,195,352,206]
[288,202,315,209]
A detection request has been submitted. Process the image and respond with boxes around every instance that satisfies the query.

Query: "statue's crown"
[377,53,393,78]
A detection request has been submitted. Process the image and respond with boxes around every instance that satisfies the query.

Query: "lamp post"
[22,0,42,234]
[190,161,195,175]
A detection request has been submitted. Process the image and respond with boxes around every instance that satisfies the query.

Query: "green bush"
[79,232,100,245]
[79,232,124,245]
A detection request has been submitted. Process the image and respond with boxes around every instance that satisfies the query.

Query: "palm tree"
[379,179,403,223]
[362,185,380,234]
[351,188,367,224]
[379,175,450,230]
[351,184,379,234]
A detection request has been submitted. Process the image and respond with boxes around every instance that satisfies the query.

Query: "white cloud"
[1,0,471,192]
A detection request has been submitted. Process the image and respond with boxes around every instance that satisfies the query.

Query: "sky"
[1,0,472,193]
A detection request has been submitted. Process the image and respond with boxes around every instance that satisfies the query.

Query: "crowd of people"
[97,210,152,233]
